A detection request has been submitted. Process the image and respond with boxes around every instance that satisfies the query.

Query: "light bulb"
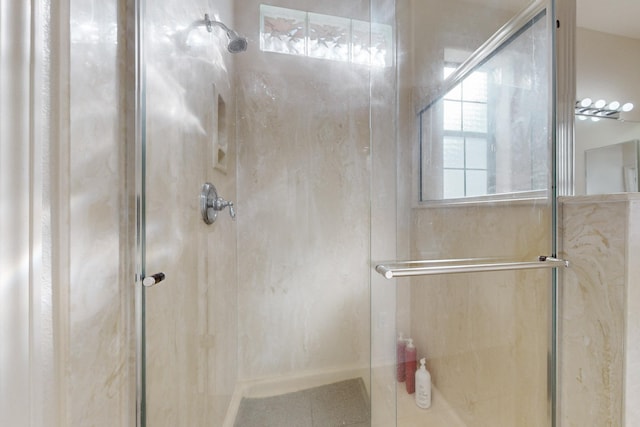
[594,99,606,109]
[608,101,620,110]
[580,98,592,108]
[577,115,587,121]
[591,116,601,122]
[622,102,634,112]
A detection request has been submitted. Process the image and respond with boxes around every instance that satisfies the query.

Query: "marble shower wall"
[406,205,551,426]
[560,194,640,427]
[234,0,373,380]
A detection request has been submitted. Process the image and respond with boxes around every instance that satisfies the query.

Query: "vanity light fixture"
[576,98,634,121]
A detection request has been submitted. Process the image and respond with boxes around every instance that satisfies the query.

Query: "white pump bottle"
[415,357,431,409]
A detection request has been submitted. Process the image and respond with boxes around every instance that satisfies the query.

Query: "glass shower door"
[375,1,564,425]
[138,1,240,426]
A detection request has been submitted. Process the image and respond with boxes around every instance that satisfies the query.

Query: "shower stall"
[0,0,577,426]
[136,0,565,425]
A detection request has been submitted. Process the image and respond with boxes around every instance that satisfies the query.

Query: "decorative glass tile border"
[260,4,393,68]
[260,5,306,55]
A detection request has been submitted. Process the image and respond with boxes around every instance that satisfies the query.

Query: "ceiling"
[451,0,639,120]
[457,0,640,39]
[577,0,640,39]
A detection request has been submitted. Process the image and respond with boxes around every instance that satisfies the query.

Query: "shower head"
[226,32,249,54]
[202,13,248,54]
[176,14,248,53]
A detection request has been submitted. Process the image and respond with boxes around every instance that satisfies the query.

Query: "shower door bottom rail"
[375,256,568,279]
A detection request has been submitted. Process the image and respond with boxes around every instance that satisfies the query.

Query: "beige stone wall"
[405,204,551,426]
[234,0,373,381]
[560,194,640,427]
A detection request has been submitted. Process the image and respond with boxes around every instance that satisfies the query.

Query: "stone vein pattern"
[235,0,373,383]
[559,194,640,427]
[408,203,551,427]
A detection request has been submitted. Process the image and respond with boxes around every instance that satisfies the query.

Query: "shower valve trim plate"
[201,182,236,224]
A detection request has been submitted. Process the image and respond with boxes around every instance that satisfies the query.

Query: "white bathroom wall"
[0,0,58,426]
[0,1,35,425]
[575,28,640,194]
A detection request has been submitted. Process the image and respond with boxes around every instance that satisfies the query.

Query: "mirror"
[585,140,639,194]
[575,0,640,195]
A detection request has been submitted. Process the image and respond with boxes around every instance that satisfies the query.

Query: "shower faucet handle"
[200,182,236,224]
[215,198,236,220]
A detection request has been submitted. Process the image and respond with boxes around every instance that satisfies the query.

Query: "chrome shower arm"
[202,14,233,35]
[179,13,247,53]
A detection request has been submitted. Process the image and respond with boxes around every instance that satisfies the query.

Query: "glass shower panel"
[388,0,558,426]
[140,1,240,426]
[420,6,549,202]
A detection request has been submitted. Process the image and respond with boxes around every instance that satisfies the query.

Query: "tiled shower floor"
[233,378,370,427]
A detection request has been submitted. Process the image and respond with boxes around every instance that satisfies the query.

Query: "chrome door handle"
[143,272,166,287]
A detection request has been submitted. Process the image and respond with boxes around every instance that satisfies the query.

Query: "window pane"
[444,83,462,101]
[419,7,550,202]
[308,13,350,61]
[463,71,488,102]
[444,100,462,131]
[443,137,464,168]
[466,138,488,169]
[445,66,461,99]
[260,5,307,55]
[466,170,488,196]
[462,102,487,133]
[443,66,456,78]
[443,169,465,198]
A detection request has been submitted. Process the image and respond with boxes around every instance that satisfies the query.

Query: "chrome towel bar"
[375,256,568,279]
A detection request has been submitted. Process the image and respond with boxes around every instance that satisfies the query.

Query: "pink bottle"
[397,333,406,382]
[405,338,417,394]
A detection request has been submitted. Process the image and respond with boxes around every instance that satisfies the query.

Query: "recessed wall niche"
[212,83,228,173]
